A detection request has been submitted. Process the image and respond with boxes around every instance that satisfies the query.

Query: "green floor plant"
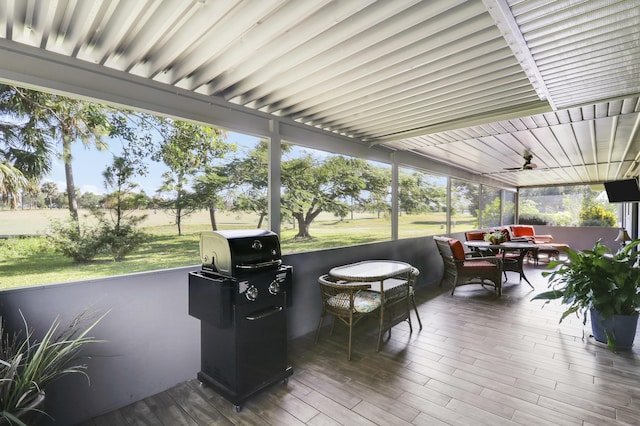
[532,239,640,351]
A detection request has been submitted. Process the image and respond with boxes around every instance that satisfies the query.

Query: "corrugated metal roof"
[0,0,638,187]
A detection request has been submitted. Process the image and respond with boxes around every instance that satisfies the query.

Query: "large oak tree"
[281,152,388,239]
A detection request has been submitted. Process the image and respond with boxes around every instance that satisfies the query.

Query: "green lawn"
[0,208,477,289]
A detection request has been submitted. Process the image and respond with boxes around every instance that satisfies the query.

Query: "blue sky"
[46,131,261,195]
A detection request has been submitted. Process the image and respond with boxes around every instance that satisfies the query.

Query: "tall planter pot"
[590,309,639,350]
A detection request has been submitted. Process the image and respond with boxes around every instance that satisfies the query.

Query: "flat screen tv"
[604,178,640,203]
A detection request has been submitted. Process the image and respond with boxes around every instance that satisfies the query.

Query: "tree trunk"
[115,191,122,230]
[209,207,217,231]
[294,213,311,238]
[350,197,354,220]
[62,137,79,225]
[176,207,182,236]
[257,213,265,229]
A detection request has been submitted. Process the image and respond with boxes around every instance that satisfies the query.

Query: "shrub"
[579,205,616,227]
[518,214,548,225]
[550,211,575,226]
[46,209,148,262]
[95,220,148,261]
[45,220,101,262]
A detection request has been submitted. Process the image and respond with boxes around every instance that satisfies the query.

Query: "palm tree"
[0,162,28,208]
[0,85,110,221]
[0,97,53,208]
[40,181,59,208]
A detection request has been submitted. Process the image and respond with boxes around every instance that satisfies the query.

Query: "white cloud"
[79,184,104,195]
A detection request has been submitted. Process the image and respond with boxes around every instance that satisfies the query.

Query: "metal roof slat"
[207,0,354,93]
[240,2,470,109]
[324,72,534,135]
[516,0,636,42]
[362,89,542,139]
[621,97,640,114]
[534,33,640,68]
[259,5,497,115]
[41,0,69,53]
[150,1,285,84]
[508,0,602,22]
[219,0,429,99]
[277,36,511,123]
[93,0,157,66]
[50,0,101,57]
[34,0,58,49]
[339,90,540,140]
[109,0,191,73]
[75,0,121,63]
[188,0,335,92]
[539,48,640,79]
[313,57,527,126]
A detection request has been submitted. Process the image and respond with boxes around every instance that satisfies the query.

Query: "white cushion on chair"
[327,291,381,313]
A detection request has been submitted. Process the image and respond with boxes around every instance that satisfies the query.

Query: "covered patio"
[82,266,640,425]
[0,1,639,424]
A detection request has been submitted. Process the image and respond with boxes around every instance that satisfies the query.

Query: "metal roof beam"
[482,0,556,109]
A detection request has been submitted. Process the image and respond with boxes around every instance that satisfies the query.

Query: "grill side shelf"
[188,272,234,328]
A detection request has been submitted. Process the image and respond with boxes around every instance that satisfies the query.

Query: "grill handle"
[236,260,282,270]
[245,306,283,321]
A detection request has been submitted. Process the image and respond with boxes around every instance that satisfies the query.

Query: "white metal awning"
[0,0,638,187]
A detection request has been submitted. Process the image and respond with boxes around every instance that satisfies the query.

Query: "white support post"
[391,153,399,240]
[446,178,452,235]
[268,120,281,234]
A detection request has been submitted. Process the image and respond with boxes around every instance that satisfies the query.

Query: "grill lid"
[200,229,282,276]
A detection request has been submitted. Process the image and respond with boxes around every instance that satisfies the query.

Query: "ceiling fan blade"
[503,167,522,171]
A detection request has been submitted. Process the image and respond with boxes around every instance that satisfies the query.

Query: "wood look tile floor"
[80,265,640,425]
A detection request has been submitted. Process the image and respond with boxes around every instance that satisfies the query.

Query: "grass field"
[0,208,477,289]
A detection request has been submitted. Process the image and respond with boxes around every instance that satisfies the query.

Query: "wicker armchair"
[315,274,382,360]
[408,267,422,329]
[433,236,503,296]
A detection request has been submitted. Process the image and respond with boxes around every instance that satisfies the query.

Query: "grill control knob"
[246,285,258,301]
[268,281,280,295]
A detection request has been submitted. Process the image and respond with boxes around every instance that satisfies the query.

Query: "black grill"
[188,230,293,411]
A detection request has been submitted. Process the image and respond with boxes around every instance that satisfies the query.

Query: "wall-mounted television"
[604,178,640,203]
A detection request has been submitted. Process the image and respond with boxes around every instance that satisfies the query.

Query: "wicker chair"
[464,230,492,257]
[315,274,382,360]
[433,236,503,296]
[408,267,422,329]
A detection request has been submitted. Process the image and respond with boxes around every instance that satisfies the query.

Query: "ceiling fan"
[504,151,537,171]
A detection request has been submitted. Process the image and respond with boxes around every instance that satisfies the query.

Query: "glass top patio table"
[328,260,413,289]
[464,241,536,250]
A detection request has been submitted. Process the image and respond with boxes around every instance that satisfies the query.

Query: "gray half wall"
[0,236,441,425]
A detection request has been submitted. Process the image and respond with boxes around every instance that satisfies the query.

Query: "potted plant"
[532,239,640,352]
[0,310,106,425]
[484,230,507,244]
